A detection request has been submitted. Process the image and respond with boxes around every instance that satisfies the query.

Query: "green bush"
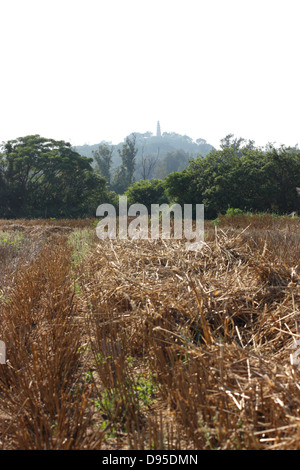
[125,179,168,211]
[225,208,244,216]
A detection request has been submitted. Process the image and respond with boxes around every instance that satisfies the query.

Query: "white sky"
[0,0,299,149]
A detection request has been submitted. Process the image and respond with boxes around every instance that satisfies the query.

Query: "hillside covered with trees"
[74,126,215,182]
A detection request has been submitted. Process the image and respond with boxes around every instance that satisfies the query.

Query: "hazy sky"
[1,0,299,149]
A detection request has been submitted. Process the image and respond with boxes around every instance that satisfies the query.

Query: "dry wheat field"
[0,214,299,450]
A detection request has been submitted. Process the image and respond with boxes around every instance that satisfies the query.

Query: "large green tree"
[0,135,110,218]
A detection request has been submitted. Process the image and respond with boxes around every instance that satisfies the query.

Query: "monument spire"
[156,120,161,138]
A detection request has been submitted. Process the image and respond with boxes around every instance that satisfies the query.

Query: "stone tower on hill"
[156,121,161,138]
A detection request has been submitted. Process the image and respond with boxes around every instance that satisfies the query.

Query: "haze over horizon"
[1,0,299,151]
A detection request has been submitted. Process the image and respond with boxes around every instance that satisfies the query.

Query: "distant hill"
[73,130,215,180]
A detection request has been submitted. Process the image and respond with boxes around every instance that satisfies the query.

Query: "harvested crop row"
[0,235,102,449]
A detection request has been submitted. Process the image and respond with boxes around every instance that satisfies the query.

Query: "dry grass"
[0,235,103,449]
[0,216,300,449]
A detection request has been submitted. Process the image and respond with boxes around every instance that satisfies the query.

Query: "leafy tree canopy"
[125,178,167,211]
[0,135,110,218]
[164,138,300,218]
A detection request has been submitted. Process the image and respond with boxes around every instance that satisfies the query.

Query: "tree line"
[1,133,300,219]
[125,135,300,219]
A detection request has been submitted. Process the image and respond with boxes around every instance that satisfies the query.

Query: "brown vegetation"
[0,215,300,449]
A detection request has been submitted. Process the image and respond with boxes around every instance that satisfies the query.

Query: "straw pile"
[78,223,300,449]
